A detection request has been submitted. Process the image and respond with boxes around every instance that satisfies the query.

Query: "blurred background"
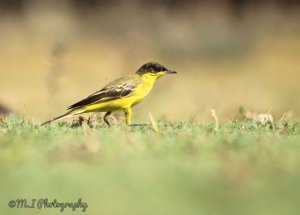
[1,0,300,123]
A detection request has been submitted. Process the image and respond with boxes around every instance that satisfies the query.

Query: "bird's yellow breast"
[132,74,157,100]
[119,73,158,107]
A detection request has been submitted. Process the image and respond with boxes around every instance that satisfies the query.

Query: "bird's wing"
[67,75,142,110]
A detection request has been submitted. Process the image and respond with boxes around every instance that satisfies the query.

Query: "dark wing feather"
[67,81,139,110]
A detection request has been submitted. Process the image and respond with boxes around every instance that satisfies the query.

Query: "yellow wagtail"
[41,62,177,126]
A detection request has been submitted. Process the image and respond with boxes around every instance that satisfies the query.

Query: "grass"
[1,115,300,215]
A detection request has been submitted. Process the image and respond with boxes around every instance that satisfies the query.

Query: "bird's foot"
[129,123,149,127]
[104,115,118,127]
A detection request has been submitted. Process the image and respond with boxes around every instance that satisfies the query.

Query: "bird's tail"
[41,109,84,126]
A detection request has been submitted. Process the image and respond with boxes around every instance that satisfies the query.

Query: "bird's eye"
[151,66,157,72]
[154,65,161,72]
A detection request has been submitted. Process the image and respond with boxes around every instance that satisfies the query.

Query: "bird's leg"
[104,111,112,126]
[124,108,148,127]
[124,108,132,125]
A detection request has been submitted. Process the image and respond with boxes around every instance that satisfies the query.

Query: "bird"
[41,62,177,126]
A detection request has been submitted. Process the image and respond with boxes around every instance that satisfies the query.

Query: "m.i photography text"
[8,198,88,212]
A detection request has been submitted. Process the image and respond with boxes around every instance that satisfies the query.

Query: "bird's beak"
[165,69,177,74]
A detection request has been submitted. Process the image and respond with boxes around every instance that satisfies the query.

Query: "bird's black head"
[136,62,177,75]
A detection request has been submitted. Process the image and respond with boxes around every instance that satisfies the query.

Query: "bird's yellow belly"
[83,95,143,112]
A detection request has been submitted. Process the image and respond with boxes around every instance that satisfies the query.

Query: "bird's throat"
[141,73,161,85]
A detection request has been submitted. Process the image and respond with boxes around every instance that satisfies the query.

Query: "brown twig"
[148,112,159,133]
[210,109,219,132]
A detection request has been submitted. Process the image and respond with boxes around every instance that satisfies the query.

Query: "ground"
[1,115,300,215]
